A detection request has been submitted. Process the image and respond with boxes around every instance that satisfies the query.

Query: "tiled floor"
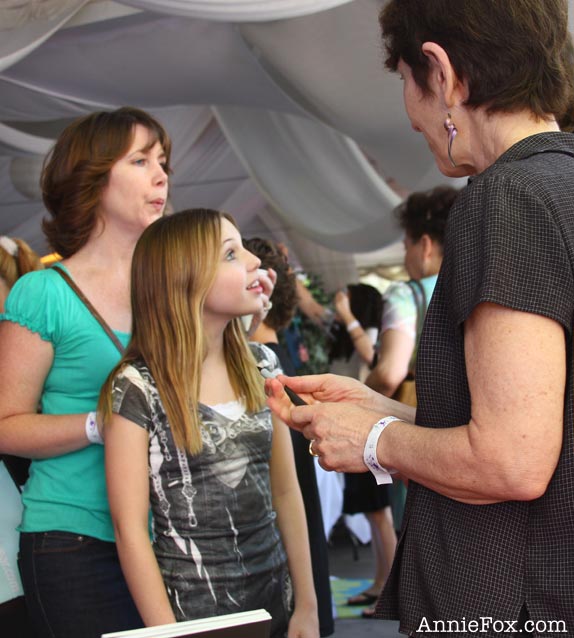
[326,522,401,638]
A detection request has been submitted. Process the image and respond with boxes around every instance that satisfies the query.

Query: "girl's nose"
[247,251,261,271]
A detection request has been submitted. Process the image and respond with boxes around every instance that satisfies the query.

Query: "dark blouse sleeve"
[447,172,574,334]
[111,365,153,432]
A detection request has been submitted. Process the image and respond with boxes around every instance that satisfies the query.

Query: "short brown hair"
[243,237,298,332]
[41,107,172,258]
[380,0,572,120]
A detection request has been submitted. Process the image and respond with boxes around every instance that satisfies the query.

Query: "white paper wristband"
[85,411,103,445]
[363,416,401,485]
[346,319,360,332]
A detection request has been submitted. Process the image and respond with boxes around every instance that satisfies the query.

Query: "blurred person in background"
[330,283,396,618]
[246,236,334,637]
[0,235,43,638]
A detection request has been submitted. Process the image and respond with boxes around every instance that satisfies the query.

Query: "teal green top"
[0,264,130,541]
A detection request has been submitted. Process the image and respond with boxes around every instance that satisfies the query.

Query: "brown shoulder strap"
[52,266,125,355]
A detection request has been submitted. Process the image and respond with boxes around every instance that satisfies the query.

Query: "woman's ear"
[420,233,434,261]
[421,42,468,108]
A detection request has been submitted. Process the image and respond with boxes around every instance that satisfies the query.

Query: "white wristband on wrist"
[363,416,401,484]
[346,319,360,332]
[85,411,103,445]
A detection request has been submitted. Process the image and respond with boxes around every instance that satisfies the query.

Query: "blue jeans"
[19,531,143,638]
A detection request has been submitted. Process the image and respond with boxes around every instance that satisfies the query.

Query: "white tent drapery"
[215,106,403,252]
[0,0,483,285]
[117,0,353,22]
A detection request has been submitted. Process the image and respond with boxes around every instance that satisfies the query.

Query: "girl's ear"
[421,41,468,109]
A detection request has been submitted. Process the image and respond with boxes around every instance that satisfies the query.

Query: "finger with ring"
[308,439,320,457]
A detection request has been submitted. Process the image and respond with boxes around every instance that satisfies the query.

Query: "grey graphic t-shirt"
[111,343,292,632]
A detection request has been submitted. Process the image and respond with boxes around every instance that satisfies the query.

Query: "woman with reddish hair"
[0,108,170,638]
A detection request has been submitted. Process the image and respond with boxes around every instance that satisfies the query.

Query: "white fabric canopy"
[0,122,54,154]
[118,0,353,22]
[215,106,403,252]
[0,0,90,72]
[238,0,449,191]
[0,0,353,74]
[0,0,490,281]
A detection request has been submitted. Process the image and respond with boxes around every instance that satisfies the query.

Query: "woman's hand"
[266,373,382,415]
[265,373,415,474]
[288,400,383,473]
[265,373,386,473]
[246,267,277,337]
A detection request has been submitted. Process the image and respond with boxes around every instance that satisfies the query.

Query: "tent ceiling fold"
[116,0,353,22]
[0,0,466,272]
[0,0,90,72]
[0,13,304,113]
[215,106,403,253]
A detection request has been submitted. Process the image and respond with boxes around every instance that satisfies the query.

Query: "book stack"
[101,609,272,638]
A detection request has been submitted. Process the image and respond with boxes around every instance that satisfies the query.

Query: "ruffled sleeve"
[0,270,64,344]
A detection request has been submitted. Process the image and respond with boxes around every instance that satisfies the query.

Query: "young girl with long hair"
[100,209,319,638]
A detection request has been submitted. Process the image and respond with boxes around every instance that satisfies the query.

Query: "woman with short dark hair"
[266,1,574,632]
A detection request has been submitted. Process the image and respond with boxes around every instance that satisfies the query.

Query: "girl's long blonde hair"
[100,209,266,454]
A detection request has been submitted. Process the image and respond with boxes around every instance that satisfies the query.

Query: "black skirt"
[342,471,391,514]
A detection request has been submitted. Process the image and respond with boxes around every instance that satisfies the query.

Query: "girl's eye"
[133,158,146,166]
[225,249,236,261]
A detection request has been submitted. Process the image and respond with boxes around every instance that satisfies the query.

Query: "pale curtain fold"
[0,123,54,155]
[0,0,466,274]
[0,0,89,72]
[117,0,352,21]
[214,106,403,253]
[237,0,443,193]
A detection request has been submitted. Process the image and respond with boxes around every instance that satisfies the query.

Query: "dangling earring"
[443,113,458,167]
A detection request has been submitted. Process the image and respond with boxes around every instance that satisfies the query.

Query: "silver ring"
[308,439,320,457]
